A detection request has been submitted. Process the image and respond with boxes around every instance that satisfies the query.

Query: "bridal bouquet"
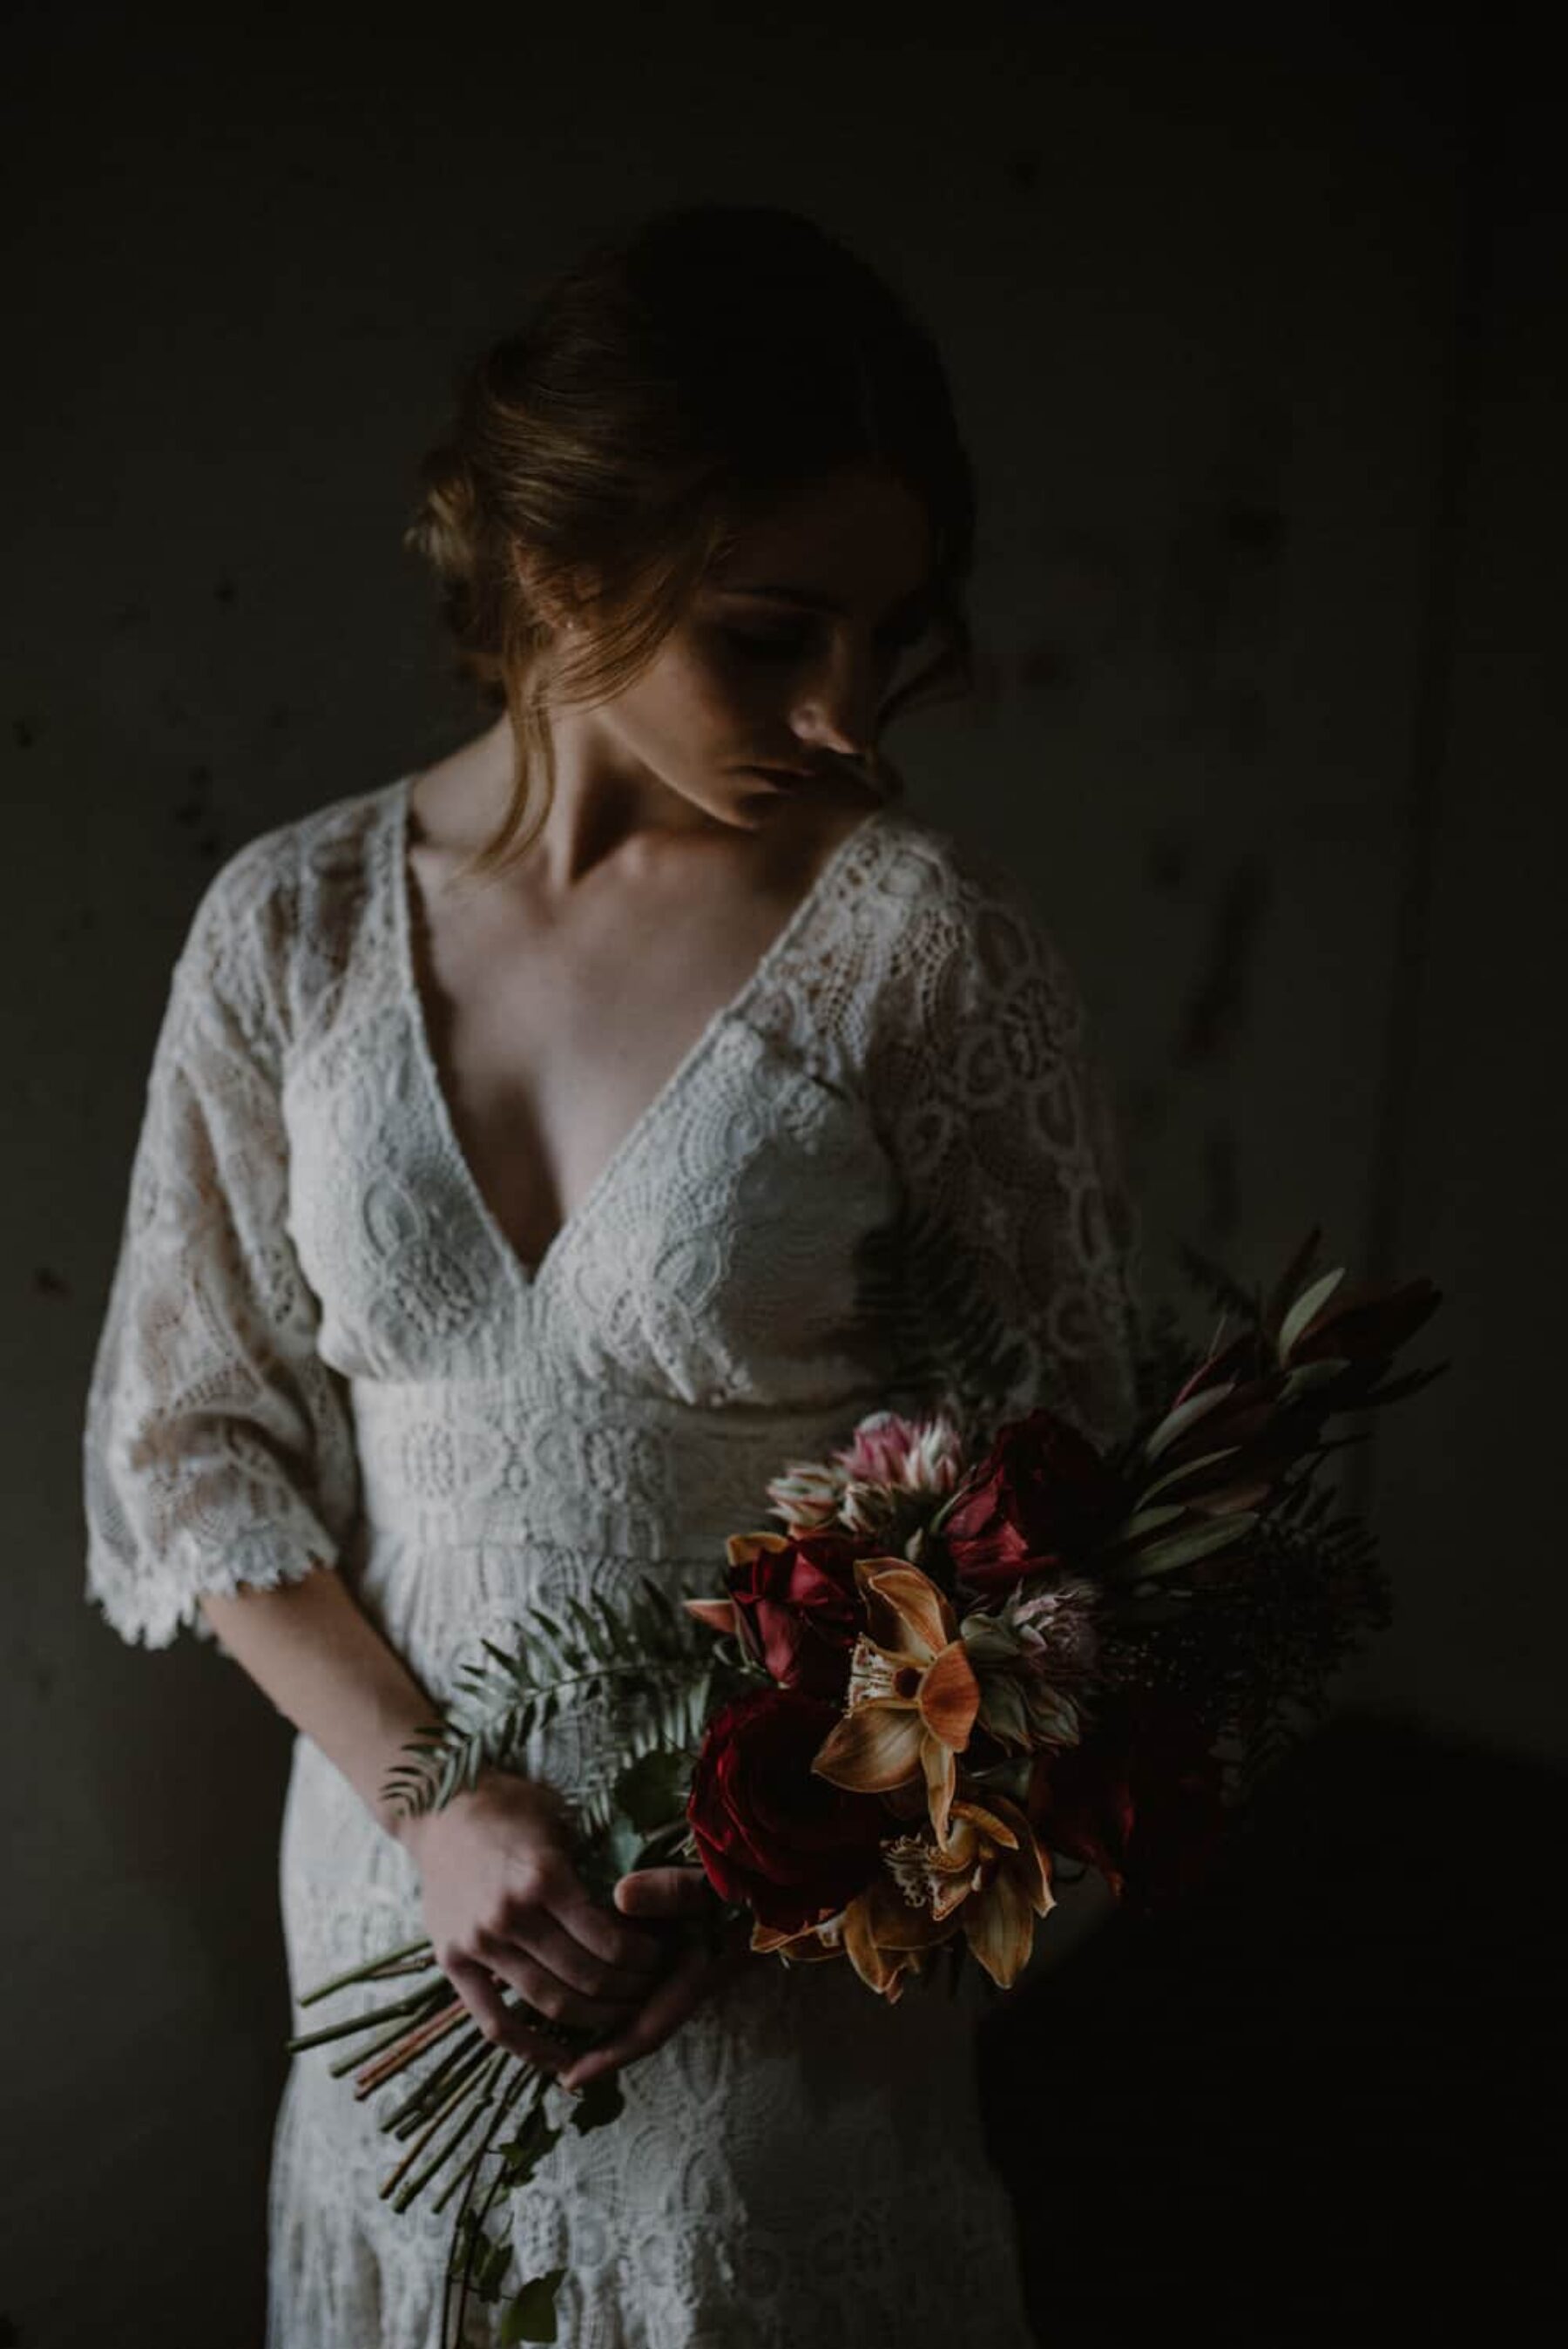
[290,1226,1443,2342]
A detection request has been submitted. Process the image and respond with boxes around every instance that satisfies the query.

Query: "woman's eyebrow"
[720,582,936,624]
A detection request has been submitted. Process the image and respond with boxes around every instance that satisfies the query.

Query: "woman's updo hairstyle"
[404,201,979,882]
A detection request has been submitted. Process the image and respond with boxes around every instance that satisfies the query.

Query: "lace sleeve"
[869,843,1148,1457]
[82,838,361,1649]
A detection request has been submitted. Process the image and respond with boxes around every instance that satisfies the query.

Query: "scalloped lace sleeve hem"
[84,1525,338,1652]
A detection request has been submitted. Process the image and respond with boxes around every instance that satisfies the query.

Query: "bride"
[83,201,1144,2345]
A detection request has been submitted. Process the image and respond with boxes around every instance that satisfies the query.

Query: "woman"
[83,203,1146,2345]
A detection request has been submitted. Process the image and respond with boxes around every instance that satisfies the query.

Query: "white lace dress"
[83,773,1146,2348]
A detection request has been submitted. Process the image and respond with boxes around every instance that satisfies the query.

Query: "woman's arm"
[88,827,737,2082]
[196,1564,740,2083]
[197,1562,668,2061]
[198,1560,441,1843]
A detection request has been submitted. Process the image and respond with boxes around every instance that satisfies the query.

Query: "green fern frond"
[381,1580,718,1824]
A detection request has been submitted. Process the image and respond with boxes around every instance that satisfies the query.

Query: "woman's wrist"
[384,1762,558,1862]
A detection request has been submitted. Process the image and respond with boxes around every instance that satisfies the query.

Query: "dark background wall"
[3,4,1561,2341]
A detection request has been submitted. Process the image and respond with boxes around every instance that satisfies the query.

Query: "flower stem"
[326,1985,453,2079]
[353,1996,468,2098]
[388,2041,492,2149]
[443,2063,537,2347]
[285,1984,445,2055]
[383,2026,486,2136]
[391,2051,507,2215]
[380,2045,498,2201]
[430,2143,484,2220]
[295,1939,436,2007]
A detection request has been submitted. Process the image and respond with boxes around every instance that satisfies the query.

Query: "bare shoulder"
[404,722,513,863]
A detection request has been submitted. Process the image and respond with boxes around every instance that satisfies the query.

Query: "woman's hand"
[556,1865,752,2094]
[395,1769,672,2075]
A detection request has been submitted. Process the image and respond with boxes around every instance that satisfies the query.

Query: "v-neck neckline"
[387,770,886,1300]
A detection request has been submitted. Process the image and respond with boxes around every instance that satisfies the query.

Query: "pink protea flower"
[835,1407,967,1496]
[835,1408,969,1545]
[767,1408,969,1545]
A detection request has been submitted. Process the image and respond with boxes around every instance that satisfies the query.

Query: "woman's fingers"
[507,1904,671,2007]
[612,1865,720,1922]
[550,1874,672,1978]
[557,1933,721,2093]
[443,1955,584,2074]
[471,1935,640,2036]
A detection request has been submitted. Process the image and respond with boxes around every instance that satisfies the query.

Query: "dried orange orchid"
[750,1879,955,2003]
[752,1789,1055,2000]
[809,1560,981,1841]
[879,1791,1055,1989]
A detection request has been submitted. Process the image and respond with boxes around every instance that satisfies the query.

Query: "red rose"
[942,1407,1124,1596]
[686,1687,889,1933]
[1025,1685,1229,1918]
[726,1531,867,1699]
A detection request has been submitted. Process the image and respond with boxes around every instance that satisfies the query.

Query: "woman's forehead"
[712,471,935,606]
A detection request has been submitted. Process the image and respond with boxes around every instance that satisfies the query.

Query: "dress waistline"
[348,1372,884,1554]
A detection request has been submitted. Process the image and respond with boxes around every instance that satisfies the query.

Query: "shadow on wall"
[978,1710,1559,2345]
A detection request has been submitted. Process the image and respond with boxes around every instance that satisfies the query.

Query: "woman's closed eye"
[720,621,924,666]
[722,626,812,660]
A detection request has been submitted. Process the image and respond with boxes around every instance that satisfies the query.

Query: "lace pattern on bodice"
[84,774,1144,1652]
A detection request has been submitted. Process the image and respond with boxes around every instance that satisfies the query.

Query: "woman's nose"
[787,641,882,762]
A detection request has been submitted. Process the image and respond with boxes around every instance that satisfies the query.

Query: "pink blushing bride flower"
[765,1459,848,1533]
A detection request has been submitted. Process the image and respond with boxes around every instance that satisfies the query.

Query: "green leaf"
[534,1608,577,1667]
[1279,1266,1346,1360]
[960,1615,1023,1668]
[602,1813,647,1883]
[570,2070,626,2135]
[1118,1513,1260,1580]
[1024,1685,1082,1744]
[1119,1501,1190,1540]
[963,1750,1032,1805]
[977,1675,1030,1747]
[497,2103,563,2188]
[475,2229,513,2299]
[1137,1444,1244,1505]
[1278,1356,1352,1402]
[563,1594,604,1655]
[1142,1382,1237,1463]
[612,1744,691,1834]
[500,2268,569,2344]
